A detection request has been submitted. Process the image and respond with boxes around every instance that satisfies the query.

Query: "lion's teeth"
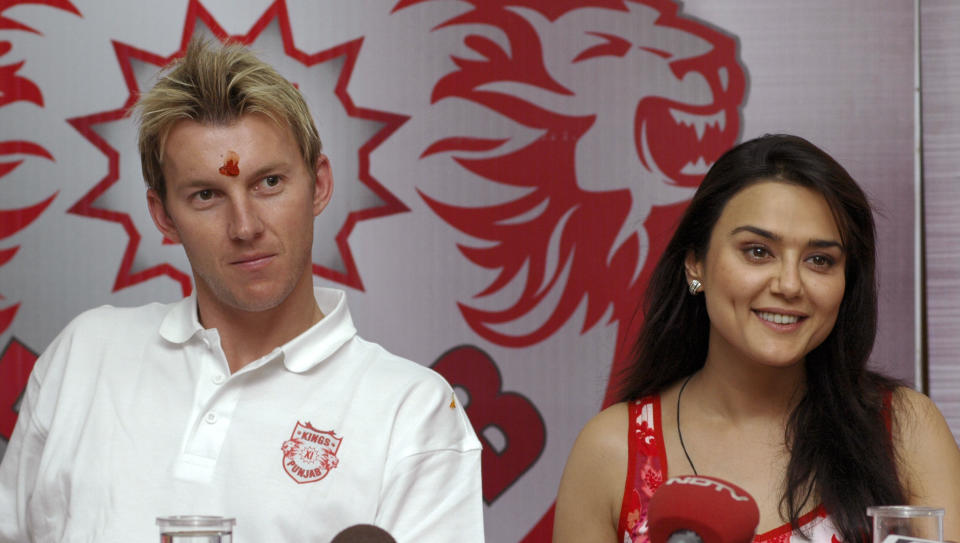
[668,108,726,141]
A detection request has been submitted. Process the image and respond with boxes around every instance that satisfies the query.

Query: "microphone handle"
[667,529,705,543]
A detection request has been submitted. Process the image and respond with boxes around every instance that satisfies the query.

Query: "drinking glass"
[157,515,236,543]
[867,506,944,543]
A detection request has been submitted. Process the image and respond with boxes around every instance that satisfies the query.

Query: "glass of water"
[867,506,944,543]
[157,515,236,543]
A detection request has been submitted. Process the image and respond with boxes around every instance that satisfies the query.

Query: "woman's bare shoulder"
[579,402,631,453]
[890,386,960,540]
[553,402,631,543]
[891,386,955,442]
[561,402,631,500]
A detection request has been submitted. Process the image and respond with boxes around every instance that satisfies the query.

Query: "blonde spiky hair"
[137,38,322,200]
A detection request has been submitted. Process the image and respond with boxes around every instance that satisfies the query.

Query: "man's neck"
[195,281,324,374]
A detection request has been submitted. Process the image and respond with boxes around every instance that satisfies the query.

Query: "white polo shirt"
[0,288,483,542]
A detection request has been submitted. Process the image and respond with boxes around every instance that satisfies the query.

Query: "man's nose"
[228,197,264,241]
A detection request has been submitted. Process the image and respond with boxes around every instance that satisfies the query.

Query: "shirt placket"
[172,330,242,483]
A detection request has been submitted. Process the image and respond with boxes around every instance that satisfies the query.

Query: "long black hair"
[619,134,905,543]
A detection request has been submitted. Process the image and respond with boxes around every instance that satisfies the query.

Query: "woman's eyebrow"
[729,225,778,240]
[730,225,843,250]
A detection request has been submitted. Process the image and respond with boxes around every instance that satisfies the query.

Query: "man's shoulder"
[29,300,177,386]
[41,300,180,360]
[64,300,175,335]
[347,336,450,392]
[345,336,481,452]
[340,336,467,416]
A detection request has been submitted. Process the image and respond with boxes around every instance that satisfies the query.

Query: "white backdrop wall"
[0,1,923,540]
[922,0,960,443]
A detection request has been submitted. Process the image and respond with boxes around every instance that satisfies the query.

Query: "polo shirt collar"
[156,288,357,373]
[158,292,203,344]
[281,288,357,373]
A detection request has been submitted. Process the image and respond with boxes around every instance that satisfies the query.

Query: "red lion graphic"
[401,0,746,406]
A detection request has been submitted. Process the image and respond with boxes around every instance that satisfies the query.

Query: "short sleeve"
[375,373,484,542]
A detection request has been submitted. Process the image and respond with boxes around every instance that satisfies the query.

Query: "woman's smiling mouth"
[754,310,805,326]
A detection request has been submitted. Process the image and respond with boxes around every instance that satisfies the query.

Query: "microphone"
[647,475,760,543]
[329,524,397,543]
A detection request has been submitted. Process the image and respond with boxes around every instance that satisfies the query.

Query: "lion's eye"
[574,32,631,63]
[638,46,672,59]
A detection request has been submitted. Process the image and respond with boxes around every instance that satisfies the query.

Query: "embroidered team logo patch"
[281,422,342,484]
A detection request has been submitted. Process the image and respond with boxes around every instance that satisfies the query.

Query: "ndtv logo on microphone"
[663,476,751,502]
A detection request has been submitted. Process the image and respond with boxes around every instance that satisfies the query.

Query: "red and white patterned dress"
[617,395,844,543]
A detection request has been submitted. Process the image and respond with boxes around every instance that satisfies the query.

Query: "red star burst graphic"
[0,338,37,440]
[0,0,79,335]
[67,0,408,296]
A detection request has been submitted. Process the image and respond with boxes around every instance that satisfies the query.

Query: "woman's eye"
[263,175,280,187]
[808,255,834,267]
[197,189,214,200]
[746,246,769,259]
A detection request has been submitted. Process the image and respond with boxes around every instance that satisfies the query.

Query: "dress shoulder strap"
[617,396,667,543]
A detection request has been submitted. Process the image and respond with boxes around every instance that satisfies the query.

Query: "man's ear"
[312,154,334,216]
[146,188,181,244]
[684,249,704,285]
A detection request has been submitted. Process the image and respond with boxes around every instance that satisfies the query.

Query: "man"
[0,39,483,542]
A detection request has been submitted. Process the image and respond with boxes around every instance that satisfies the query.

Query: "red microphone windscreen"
[647,475,760,543]
[329,524,397,543]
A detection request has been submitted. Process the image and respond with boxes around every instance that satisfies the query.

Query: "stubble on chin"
[195,250,313,315]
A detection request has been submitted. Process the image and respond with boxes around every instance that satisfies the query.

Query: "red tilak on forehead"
[219,150,240,176]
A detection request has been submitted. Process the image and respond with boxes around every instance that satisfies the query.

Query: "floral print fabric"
[617,396,843,543]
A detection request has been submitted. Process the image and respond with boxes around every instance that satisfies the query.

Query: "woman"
[554,134,960,543]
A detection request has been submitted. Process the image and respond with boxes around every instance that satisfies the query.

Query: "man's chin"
[226,290,292,313]
[194,272,308,316]
[206,286,292,315]
[232,299,286,313]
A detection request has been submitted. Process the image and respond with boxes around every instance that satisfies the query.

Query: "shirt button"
[212,374,225,385]
[204,412,218,424]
